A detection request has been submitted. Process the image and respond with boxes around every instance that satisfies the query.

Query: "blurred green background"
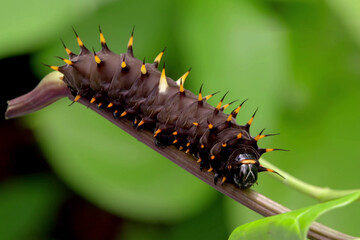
[1,0,360,239]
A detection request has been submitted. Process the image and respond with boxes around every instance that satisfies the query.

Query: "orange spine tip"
[137,120,145,127]
[237,132,242,139]
[222,103,230,110]
[121,60,127,69]
[201,144,204,149]
[65,48,72,55]
[205,94,213,101]
[90,97,96,104]
[193,122,199,126]
[182,69,190,81]
[247,108,258,126]
[222,143,227,148]
[127,35,134,49]
[72,27,86,49]
[176,68,191,85]
[247,117,254,126]
[154,47,166,64]
[98,26,108,48]
[179,80,184,93]
[210,155,215,160]
[207,168,213,172]
[154,129,162,137]
[76,36,84,47]
[94,55,101,64]
[221,100,238,111]
[173,139,178,144]
[226,114,232,122]
[100,32,106,45]
[141,62,147,75]
[204,91,219,101]
[255,135,265,141]
[234,105,241,115]
[208,123,213,129]
[221,177,226,183]
[127,26,135,49]
[107,103,113,108]
[50,66,59,71]
[197,158,202,163]
[172,131,178,136]
[216,92,228,110]
[98,102,102,107]
[186,142,190,147]
[179,146,183,150]
[233,99,247,119]
[74,95,81,102]
[198,84,203,101]
[185,149,190,153]
[63,59,73,65]
[215,101,222,110]
[254,128,265,141]
[120,111,127,117]
[266,148,275,152]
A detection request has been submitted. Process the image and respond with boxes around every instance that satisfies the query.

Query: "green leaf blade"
[229,192,360,240]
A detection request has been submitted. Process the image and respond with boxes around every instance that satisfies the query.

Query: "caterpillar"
[43,27,283,189]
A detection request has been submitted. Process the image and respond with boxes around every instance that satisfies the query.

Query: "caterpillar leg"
[213,173,220,185]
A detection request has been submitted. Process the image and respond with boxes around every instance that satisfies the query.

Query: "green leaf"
[119,197,228,240]
[327,0,360,47]
[0,0,102,59]
[25,99,216,223]
[228,192,360,240]
[0,174,64,240]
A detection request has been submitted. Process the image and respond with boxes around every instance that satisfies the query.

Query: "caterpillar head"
[227,149,258,189]
[227,147,281,189]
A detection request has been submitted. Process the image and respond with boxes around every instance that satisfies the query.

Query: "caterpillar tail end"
[5,71,71,119]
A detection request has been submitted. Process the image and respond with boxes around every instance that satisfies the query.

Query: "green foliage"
[0,175,64,239]
[0,0,102,59]
[229,192,360,240]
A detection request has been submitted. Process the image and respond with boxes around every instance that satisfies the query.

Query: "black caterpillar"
[47,27,283,189]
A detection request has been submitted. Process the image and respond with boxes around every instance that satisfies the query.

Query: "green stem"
[261,158,360,202]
